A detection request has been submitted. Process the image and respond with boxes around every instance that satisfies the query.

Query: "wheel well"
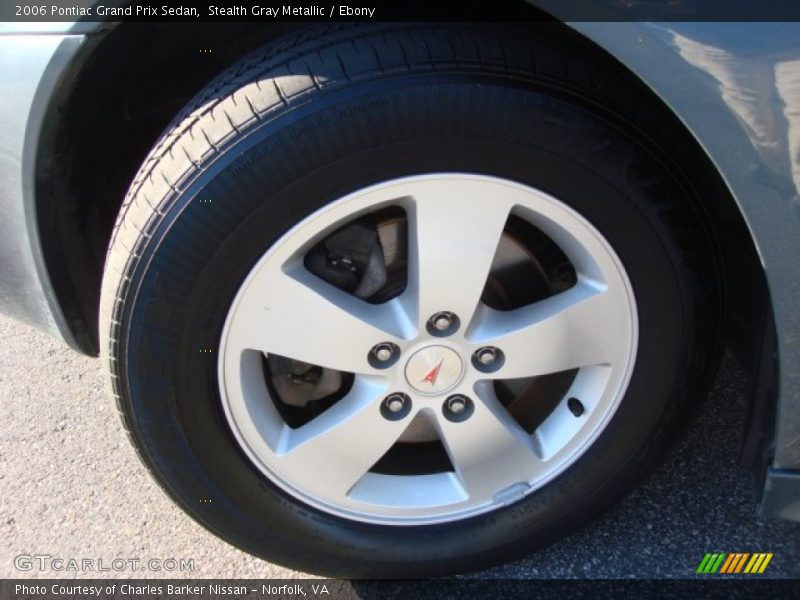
[36,22,772,444]
[35,21,302,354]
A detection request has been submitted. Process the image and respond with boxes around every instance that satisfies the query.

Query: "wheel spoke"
[405,182,514,329]
[275,377,404,499]
[226,263,412,374]
[435,384,543,503]
[468,278,630,379]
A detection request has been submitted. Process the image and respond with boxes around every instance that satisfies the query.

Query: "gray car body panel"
[0,33,83,349]
[568,23,800,518]
[0,19,797,518]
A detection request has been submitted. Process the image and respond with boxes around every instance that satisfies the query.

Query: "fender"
[558,20,800,518]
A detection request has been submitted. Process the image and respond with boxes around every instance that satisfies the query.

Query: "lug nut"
[387,397,405,412]
[472,346,504,373]
[369,342,399,368]
[477,347,497,365]
[447,397,467,413]
[426,312,460,337]
[375,346,393,362]
[443,394,474,422]
[381,393,411,420]
[434,315,452,331]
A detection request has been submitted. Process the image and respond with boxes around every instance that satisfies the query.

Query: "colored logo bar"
[696,552,773,574]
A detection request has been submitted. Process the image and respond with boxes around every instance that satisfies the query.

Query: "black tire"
[100,23,720,577]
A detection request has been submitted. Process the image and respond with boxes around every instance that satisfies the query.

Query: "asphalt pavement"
[1,313,798,580]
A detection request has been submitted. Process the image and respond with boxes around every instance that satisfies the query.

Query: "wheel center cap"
[405,345,463,395]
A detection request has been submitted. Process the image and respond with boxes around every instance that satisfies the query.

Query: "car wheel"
[100,23,718,577]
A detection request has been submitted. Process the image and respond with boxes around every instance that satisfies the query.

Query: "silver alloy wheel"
[218,174,638,525]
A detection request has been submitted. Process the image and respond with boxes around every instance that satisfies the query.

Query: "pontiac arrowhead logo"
[421,359,444,386]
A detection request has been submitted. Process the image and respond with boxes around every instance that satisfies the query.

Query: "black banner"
[3,579,800,600]
[2,0,800,23]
